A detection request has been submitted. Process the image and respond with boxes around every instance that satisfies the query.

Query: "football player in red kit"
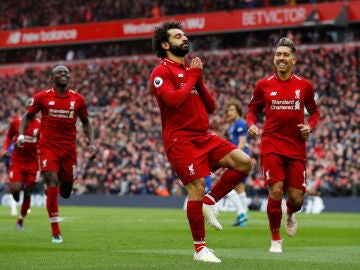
[246,37,320,253]
[150,21,252,263]
[17,65,96,243]
[3,108,41,230]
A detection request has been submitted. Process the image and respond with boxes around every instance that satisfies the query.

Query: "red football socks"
[46,186,61,236]
[195,243,207,253]
[187,200,206,251]
[206,169,247,202]
[267,197,282,240]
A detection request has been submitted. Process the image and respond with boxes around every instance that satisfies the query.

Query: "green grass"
[1,205,359,270]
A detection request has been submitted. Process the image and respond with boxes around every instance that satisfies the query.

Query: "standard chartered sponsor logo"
[272,100,294,105]
[23,135,38,143]
[271,99,300,110]
[49,108,74,118]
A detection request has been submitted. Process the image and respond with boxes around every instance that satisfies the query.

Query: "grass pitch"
[0,205,359,270]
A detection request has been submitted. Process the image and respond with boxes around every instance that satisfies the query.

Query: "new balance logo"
[178,73,184,78]
[7,32,21,44]
[270,91,277,96]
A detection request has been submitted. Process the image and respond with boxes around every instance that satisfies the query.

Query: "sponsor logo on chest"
[47,100,76,118]
[269,89,301,111]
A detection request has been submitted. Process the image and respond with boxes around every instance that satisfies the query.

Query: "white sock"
[227,190,245,215]
[10,196,17,216]
[238,192,249,212]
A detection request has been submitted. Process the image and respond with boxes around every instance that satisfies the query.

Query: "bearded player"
[150,21,252,263]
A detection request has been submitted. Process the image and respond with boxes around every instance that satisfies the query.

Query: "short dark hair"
[152,21,184,59]
[276,37,296,55]
[51,64,69,75]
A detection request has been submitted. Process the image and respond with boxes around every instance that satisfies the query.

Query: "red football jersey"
[27,87,88,150]
[150,58,215,150]
[4,116,40,169]
[246,73,320,159]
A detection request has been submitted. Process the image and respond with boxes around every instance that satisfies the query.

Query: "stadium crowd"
[0,0,344,30]
[0,0,359,198]
[0,45,359,198]
[1,0,357,65]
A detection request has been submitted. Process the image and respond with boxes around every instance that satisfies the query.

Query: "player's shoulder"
[151,61,169,75]
[292,74,311,83]
[150,62,170,89]
[235,118,246,125]
[13,116,21,122]
[235,118,247,130]
[68,88,80,95]
[256,74,276,87]
[262,74,276,82]
[10,117,21,126]
[68,88,85,99]
[35,88,53,98]
[292,74,313,89]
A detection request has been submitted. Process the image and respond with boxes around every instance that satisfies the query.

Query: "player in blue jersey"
[224,98,250,226]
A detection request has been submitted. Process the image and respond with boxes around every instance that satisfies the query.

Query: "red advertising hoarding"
[2,1,359,49]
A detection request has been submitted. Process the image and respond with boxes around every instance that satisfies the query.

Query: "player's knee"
[185,179,206,200]
[269,184,284,200]
[239,155,252,174]
[287,197,304,211]
[246,155,253,172]
[43,171,59,186]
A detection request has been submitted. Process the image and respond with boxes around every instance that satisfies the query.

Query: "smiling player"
[16,65,96,243]
[246,37,320,253]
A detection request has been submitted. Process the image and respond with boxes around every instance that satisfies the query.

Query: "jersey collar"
[51,87,70,97]
[273,72,294,82]
[164,58,187,68]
